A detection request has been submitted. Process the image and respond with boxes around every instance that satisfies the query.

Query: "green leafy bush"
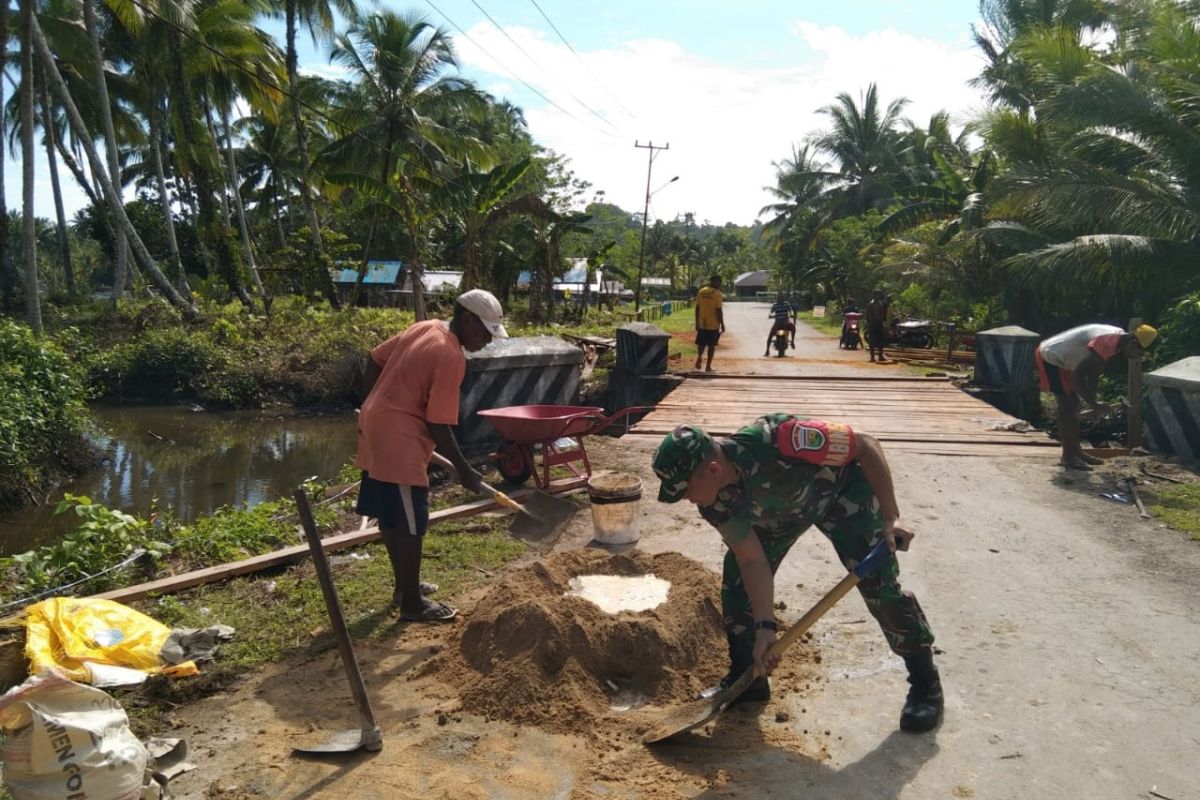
[0,319,92,510]
[2,494,168,599]
[1157,292,1200,367]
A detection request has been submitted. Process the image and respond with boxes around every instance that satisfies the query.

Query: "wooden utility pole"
[634,141,669,312]
[1128,317,1144,448]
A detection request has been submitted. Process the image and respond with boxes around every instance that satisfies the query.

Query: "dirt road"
[169,304,1200,799]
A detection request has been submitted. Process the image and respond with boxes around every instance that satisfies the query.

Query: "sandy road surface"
[167,305,1200,799]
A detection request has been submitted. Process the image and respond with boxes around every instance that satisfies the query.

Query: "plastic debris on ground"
[22,597,234,686]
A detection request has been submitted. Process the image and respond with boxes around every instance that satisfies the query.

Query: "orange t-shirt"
[356,320,466,487]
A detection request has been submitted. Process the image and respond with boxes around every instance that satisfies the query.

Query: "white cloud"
[454,21,986,225]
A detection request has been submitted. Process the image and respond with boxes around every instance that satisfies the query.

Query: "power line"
[423,0,616,138]
[467,0,619,132]
[526,0,636,119]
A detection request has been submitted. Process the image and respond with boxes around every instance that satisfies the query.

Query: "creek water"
[0,406,358,556]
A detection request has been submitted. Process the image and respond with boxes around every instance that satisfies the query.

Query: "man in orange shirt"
[694,275,725,372]
[356,290,507,621]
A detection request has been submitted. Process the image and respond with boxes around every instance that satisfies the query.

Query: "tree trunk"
[167,31,249,308]
[0,0,13,312]
[82,0,128,306]
[286,0,341,309]
[39,62,75,295]
[56,137,100,208]
[221,104,268,310]
[32,13,199,320]
[404,216,427,321]
[20,0,40,329]
[148,100,189,296]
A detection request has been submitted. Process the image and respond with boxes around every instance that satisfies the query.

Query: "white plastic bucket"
[588,473,643,545]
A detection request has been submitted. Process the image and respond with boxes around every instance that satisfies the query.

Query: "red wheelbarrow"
[478,405,648,489]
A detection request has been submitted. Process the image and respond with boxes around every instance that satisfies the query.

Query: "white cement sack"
[0,673,150,800]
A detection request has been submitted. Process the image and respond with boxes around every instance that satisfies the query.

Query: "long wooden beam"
[91,478,587,604]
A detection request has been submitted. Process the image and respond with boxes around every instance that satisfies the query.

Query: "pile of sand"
[422,549,728,734]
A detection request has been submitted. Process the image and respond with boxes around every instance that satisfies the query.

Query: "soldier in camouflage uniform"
[652,414,943,732]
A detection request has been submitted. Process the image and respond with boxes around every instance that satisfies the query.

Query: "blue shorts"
[356,472,429,535]
[696,329,721,347]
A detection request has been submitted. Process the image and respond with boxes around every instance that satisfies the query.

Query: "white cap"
[456,289,508,338]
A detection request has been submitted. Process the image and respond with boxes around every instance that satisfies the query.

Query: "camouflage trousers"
[722,469,935,665]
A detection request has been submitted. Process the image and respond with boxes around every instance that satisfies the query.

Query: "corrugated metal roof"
[333,261,404,285]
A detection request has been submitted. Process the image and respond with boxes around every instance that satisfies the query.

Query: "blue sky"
[5,0,986,226]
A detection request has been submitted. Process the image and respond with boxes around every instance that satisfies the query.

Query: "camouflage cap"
[652,424,715,503]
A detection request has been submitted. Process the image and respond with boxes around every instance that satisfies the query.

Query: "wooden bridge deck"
[629,374,1057,458]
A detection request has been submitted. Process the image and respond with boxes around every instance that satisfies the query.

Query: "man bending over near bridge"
[652,415,943,732]
[1036,322,1157,470]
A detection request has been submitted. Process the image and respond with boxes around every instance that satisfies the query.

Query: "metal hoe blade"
[509,491,579,548]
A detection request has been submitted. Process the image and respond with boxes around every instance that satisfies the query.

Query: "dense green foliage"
[763,0,1200,338]
[0,319,91,510]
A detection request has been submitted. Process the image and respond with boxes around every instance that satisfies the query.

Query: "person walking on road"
[1036,323,1157,470]
[695,275,725,372]
[652,416,943,733]
[865,290,889,363]
[764,293,797,355]
[356,290,507,621]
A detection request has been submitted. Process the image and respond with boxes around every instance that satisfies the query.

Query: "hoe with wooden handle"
[292,490,383,755]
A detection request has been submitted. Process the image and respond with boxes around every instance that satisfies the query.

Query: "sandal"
[398,600,458,623]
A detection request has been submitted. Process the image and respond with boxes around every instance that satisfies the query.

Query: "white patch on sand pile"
[566,574,671,614]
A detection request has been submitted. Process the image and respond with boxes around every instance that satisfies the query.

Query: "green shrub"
[1,494,168,600]
[1157,292,1200,367]
[0,319,92,510]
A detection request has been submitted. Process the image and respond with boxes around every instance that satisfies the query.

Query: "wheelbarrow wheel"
[495,443,532,486]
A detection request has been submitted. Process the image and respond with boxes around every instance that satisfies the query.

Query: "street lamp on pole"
[635,174,679,311]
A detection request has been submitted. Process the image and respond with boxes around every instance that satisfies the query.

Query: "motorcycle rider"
[764,293,797,355]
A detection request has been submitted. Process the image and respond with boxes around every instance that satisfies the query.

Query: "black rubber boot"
[900,650,943,732]
[699,636,770,704]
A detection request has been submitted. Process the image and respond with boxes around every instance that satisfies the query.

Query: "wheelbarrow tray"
[477,405,605,443]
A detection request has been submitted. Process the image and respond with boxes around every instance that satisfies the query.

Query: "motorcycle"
[773,327,790,357]
[889,316,934,349]
[840,312,863,350]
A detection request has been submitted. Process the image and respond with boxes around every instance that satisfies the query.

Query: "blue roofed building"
[332,261,462,308]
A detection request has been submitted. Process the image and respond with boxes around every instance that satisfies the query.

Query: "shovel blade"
[509,491,578,548]
[293,727,383,755]
[642,669,756,744]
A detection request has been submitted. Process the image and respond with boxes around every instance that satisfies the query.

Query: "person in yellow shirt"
[694,275,725,372]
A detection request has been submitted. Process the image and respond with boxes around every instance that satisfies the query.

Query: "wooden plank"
[91,478,587,604]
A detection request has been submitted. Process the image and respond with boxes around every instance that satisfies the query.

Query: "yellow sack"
[23,597,196,683]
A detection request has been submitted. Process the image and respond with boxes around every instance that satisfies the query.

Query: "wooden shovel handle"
[768,540,892,660]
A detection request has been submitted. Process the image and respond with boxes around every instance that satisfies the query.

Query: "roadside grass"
[117,514,527,737]
[797,310,843,337]
[1148,483,1200,540]
[142,516,524,670]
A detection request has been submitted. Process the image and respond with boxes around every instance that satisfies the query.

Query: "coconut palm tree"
[20,0,40,328]
[986,0,1200,317]
[322,9,487,300]
[0,0,12,311]
[809,84,911,217]
[277,0,359,309]
[30,11,199,318]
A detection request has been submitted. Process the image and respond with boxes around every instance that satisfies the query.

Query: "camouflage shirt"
[699,413,860,545]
